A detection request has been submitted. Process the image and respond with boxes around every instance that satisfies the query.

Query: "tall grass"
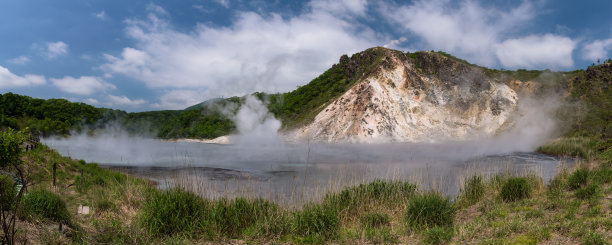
[405,192,455,229]
[499,177,532,202]
[19,189,71,225]
[139,187,205,237]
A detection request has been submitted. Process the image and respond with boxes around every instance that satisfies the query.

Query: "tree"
[0,128,27,245]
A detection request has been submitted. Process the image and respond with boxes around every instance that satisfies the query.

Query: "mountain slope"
[294,48,521,142]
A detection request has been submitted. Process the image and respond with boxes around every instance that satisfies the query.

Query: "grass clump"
[567,168,589,190]
[360,212,390,229]
[576,185,600,200]
[459,175,485,206]
[20,189,70,224]
[423,226,454,244]
[323,179,416,214]
[292,203,339,242]
[500,177,532,202]
[405,192,455,229]
[139,187,204,237]
[206,198,276,238]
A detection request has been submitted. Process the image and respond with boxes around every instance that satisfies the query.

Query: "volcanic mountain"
[288,47,541,143]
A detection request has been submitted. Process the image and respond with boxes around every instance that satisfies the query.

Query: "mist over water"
[43,94,573,204]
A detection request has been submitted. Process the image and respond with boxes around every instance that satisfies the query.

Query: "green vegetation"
[405,192,455,229]
[140,187,204,236]
[2,141,612,244]
[499,177,532,202]
[458,175,485,206]
[19,189,71,224]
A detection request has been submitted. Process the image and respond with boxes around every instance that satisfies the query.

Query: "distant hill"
[1,48,609,145]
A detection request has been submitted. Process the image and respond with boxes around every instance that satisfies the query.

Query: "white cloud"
[95,11,107,20]
[582,38,612,61]
[83,98,100,105]
[107,95,146,107]
[45,41,68,59]
[50,76,116,95]
[0,65,45,88]
[383,0,576,69]
[8,56,31,65]
[213,0,229,8]
[101,1,380,109]
[496,34,576,69]
[151,90,205,110]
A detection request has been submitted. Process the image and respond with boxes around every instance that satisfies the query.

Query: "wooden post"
[52,162,57,187]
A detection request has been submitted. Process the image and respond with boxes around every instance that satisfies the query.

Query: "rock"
[296,51,519,143]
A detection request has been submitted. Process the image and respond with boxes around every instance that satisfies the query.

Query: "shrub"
[575,185,600,200]
[500,177,532,202]
[460,176,485,205]
[423,226,454,244]
[0,174,16,210]
[292,204,339,240]
[360,212,390,229]
[20,189,70,224]
[139,188,205,237]
[567,168,589,190]
[405,192,455,228]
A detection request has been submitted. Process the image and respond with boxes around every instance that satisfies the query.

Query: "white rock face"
[296,52,519,143]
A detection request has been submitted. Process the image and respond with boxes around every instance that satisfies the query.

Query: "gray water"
[44,137,574,206]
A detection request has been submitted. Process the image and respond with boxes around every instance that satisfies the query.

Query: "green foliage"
[205,198,276,238]
[537,137,600,161]
[575,185,600,200]
[157,109,235,139]
[20,189,70,224]
[405,192,455,229]
[0,92,123,136]
[500,177,532,202]
[0,128,26,168]
[583,230,609,245]
[423,226,454,244]
[459,175,485,205]
[360,212,390,229]
[0,174,16,210]
[323,179,416,213]
[140,188,205,237]
[268,47,392,128]
[292,203,339,240]
[567,168,589,190]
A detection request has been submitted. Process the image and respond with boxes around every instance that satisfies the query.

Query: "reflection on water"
[44,137,575,206]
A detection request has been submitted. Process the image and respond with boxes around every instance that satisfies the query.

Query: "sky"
[0,0,611,112]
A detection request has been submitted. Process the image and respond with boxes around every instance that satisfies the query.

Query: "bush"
[500,177,532,202]
[405,192,455,228]
[20,189,70,224]
[575,185,600,200]
[139,188,205,237]
[0,174,16,210]
[423,226,454,244]
[567,168,590,190]
[460,176,485,205]
[360,212,390,229]
[292,204,339,240]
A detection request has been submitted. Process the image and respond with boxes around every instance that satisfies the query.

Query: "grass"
[499,177,532,202]
[139,187,205,237]
[19,188,71,225]
[7,143,612,244]
[405,192,455,229]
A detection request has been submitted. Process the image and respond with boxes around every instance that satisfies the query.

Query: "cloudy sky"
[1,0,611,111]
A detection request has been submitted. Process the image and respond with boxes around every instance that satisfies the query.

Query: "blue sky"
[1,0,611,112]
